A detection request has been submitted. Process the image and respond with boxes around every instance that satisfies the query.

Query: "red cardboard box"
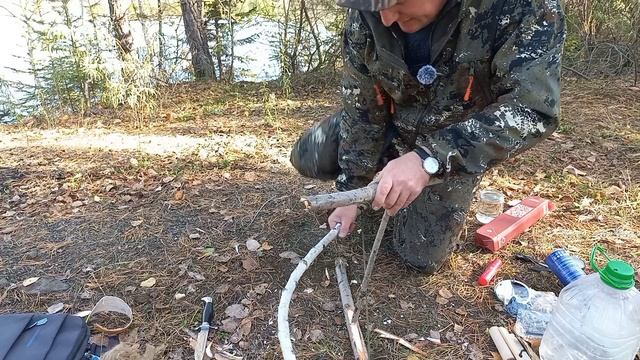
[475,196,556,252]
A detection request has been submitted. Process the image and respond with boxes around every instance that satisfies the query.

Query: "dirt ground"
[1,76,639,359]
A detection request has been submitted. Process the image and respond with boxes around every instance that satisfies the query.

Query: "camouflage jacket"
[336,0,566,191]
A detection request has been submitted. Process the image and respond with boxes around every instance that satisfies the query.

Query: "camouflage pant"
[290,112,481,274]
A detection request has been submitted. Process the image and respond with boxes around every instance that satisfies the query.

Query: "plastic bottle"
[539,245,640,360]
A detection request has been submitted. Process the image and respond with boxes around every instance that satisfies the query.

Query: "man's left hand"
[372,152,430,215]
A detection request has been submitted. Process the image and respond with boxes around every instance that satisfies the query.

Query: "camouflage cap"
[336,0,398,11]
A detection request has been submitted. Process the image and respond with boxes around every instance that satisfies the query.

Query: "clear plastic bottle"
[539,245,640,360]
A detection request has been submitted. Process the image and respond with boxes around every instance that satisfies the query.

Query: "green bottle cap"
[590,245,636,290]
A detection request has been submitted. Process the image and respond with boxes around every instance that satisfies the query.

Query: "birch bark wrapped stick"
[301,178,441,210]
[277,225,341,360]
[301,182,378,210]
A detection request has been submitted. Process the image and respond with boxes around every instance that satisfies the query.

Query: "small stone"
[125,286,136,293]
[23,278,69,294]
[174,293,186,300]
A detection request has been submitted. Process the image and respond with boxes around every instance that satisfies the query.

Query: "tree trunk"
[158,0,164,72]
[107,0,134,59]
[213,18,224,78]
[180,0,217,79]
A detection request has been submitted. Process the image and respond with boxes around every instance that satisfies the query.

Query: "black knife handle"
[201,297,214,325]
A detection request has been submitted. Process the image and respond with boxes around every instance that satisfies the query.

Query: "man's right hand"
[328,205,359,238]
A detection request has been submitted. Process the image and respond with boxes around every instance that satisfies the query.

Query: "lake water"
[0,1,317,121]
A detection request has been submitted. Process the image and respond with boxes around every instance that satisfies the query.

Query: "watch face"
[423,157,440,174]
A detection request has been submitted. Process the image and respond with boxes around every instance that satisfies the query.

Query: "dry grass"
[0,77,639,359]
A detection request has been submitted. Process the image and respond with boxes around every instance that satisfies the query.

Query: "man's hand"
[372,152,430,215]
[328,205,359,238]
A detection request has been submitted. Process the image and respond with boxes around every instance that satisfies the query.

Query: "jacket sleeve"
[335,9,394,191]
[416,0,566,177]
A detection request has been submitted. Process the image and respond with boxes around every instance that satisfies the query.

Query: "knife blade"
[194,296,214,360]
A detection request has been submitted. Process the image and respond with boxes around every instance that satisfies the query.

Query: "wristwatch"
[414,147,442,176]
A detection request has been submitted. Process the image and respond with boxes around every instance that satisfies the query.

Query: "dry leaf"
[125,285,136,292]
[254,283,268,295]
[629,86,640,91]
[428,330,441,344]
[215,284,230,294]
[140,277,156,288]
[238,318,252,336]
[308,329,324,342]
[242,257,259,271]
[246,239,261,251]
[129,158,139,166]
[47,302,64,314]
[563,165,586,176]
[225,304,249,319]
[321,302,336,311]
[174,190,185,201]
[187,272,205,281]
[279,251,300,259]
[130,220,143,227]
[399,300,414,310]
[454,324,463,333]
[71,201,84,208]
[243,172,257,182]
[189,233,201,239]
[162,176,175,184]
[213,253,233,263]
[22,277,40,287]
[455,307,468,316]
[2,211,16,218]
[260,241,273,250]
[221,318,240,333]
[0,226,16,234]
[435,296,449,305]
[438,288,454,299]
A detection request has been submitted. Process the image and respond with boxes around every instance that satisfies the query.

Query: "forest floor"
[1,75,639,359]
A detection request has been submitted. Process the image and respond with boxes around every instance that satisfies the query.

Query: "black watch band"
[414,146,429,161]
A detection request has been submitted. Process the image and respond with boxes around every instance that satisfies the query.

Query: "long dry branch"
[278,225,341,360]
[352,211,390,324]
[335,257,369,360]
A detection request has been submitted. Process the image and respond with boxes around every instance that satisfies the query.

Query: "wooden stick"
[489,327,515,360]
[335,257,369,360]
[301,182,378,210]
[374,328,429,357]
[277,225,341,360]
[301,178,442,210]
[498,327,531,360]
[352,211,390,324]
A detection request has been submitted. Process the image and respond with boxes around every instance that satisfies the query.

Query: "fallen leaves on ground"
[245,238,261,251]
[224,304,249,319]
[140,277,156,288]
[22,277,39,287]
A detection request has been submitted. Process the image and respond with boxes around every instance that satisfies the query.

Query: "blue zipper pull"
[26,317,48,330]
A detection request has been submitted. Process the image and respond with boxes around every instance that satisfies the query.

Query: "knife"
[194,296,214,360]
